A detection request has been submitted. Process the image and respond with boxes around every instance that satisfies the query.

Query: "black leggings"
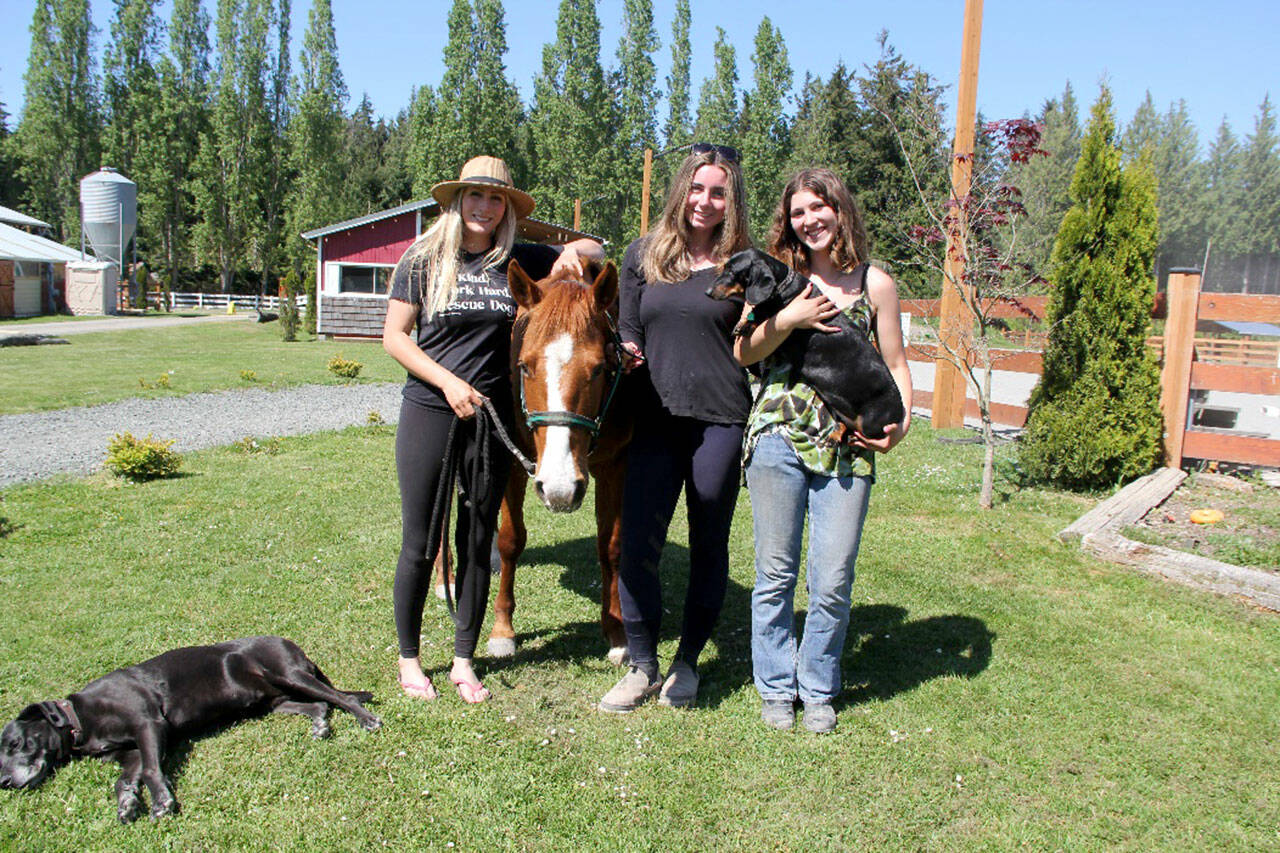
[393,398,512,659]
[617,413,743,671]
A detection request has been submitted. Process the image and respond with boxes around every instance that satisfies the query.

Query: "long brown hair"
[642,148,750,283]
[767,168,869,277]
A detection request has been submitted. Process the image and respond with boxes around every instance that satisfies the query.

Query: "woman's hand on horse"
[621,341,645,372]
[442,376,486,419]
[778,283,840,333]
[551,246,586,277]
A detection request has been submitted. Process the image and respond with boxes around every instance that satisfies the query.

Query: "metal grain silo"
[79,167,136,267]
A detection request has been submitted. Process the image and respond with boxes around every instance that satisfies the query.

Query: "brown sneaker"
[599,667,660,713]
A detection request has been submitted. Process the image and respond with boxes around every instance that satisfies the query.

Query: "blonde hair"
[403,191,518,319]
[767,168,869,277]
[642,148,750,283]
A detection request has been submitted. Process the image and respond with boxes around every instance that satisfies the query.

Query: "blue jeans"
[746,432,871,704]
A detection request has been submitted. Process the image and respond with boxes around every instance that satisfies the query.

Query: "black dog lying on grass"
[709,249,905,440]
[0,636,380,823]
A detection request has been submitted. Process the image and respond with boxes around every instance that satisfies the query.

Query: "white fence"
[153,292,307,312]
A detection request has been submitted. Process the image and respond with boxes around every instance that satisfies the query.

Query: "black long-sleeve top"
[618,238,751,425]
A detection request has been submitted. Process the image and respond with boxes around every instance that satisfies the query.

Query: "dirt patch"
[1125,471,1280,571]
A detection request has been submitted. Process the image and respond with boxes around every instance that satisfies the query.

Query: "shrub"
[138,372,174,390]
[240,369,258,382]
[105,432,182,481]
[305,267,318,336]
[233,436,282,455]
[366,410,385,426]
[1020,88,1164,490]
[327,352,362,380]
[280,269,301,342]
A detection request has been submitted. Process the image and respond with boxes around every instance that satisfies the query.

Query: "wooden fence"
[904,272,1280,469]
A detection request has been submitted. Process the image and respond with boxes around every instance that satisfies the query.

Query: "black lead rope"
[425,400,533,617]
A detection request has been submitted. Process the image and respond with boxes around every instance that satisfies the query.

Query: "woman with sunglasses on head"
[733,167,912,733]
[599,143,753,713]
[384,156,602,705]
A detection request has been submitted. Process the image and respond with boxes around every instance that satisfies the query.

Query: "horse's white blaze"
[535,333,581,509]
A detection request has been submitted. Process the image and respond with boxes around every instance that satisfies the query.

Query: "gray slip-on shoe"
[657,660,699,708]
[599,667,661,713]
[802,702,837,734]
[761,698,795,730]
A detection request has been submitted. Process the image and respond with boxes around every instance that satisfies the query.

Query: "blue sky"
[1,0,1276,154]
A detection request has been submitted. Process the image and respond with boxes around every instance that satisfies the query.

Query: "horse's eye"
[590,364,605,379]
[518,361,532,377]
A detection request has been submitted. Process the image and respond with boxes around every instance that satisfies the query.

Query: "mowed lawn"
[0,319,401,414]
[0,418,1275,851]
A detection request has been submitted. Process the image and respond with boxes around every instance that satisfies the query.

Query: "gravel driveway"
[0,383,405,487]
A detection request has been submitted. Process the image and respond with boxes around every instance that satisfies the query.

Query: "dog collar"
[36,699,85,748]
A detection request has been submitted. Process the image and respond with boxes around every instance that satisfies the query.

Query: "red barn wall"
[321,212,418,265]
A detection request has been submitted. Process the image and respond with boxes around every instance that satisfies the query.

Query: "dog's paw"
[360,714,382,732]
[149,794,179,820]
[310,719,332,739]
[116,796,143,824]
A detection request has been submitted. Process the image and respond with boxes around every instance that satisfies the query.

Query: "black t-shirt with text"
[389,242,559,411]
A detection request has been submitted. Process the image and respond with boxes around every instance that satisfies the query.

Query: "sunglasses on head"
[691,142,740,164]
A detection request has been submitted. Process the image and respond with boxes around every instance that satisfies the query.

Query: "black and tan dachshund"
[710,248,905,440]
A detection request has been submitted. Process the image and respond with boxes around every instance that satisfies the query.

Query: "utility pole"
[932,0,984,429]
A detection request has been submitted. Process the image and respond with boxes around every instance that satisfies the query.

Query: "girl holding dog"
[600,144,753,713]
[733,167,913,733]
[383,156,601,704]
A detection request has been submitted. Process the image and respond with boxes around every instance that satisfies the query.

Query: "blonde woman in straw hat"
[384,155,602,704]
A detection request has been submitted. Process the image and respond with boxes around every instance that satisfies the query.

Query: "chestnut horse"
[487,259,632,665]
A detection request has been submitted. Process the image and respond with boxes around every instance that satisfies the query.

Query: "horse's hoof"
[487,637,516,658]
[607,646,629,667]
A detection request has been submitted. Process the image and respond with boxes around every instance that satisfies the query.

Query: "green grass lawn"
[0,425,1275,850]
[0,320,402,414]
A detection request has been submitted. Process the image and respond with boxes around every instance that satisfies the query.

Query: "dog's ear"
[16,704,44,722]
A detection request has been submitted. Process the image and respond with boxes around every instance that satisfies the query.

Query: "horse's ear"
[592,261,618,311]
[508,259,542,309]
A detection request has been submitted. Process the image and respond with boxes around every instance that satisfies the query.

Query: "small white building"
[0,206,94,317]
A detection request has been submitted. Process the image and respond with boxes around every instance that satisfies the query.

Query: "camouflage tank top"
[743,287,877,481]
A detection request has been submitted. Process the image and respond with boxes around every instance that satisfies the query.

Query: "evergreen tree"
[693,27,737,143]
[103,0,162,180]
[662,0,692,151]
[1020,88,1164,489]
[417,0,475,189]
[739,17,791,239]
[14,0,101,241]
[408,83,438,199]
[788,64,859,175]
[1007,82,1082,279]
[1120,91,1161,158]
[0,100,25,209]
[527,0,614,236]
[1237,96,1280,260]
[378,105,416,208]
[472,0,524,183]
[851,33,948,295]
[1123,94,1207,280]
[611,0,660,238]
[1203,118,1242,260]
[286,0,347,271]
[193,0,274,292]
[134,0,211,292]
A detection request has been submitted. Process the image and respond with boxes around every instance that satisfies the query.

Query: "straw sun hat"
[430,155,535,220]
